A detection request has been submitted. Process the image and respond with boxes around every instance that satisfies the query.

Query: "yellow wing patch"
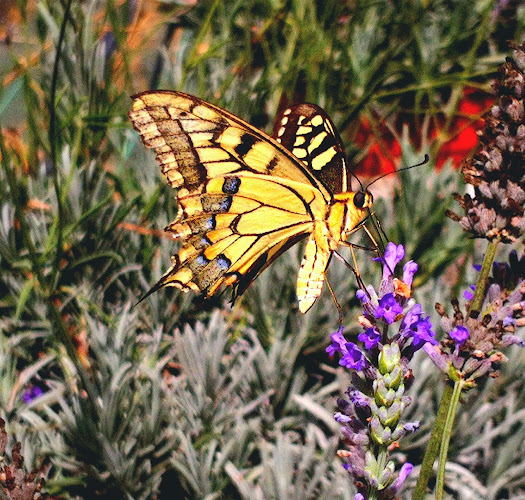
[130,91,330,199]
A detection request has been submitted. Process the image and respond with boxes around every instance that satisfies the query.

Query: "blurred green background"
[0,1,524,498]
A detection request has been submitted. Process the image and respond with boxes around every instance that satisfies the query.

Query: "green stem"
[414,237,498,499]
[413,383,454,500]
[49,0,74,289]
[436,381,465,500]
[468,238,500,317]
[45,1,98,411]
[181,0,221,86]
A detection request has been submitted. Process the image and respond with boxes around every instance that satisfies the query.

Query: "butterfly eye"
[354,191,366,208]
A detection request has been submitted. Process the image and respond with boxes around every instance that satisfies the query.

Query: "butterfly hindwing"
[273,103,349,193]
[152,172,326,298]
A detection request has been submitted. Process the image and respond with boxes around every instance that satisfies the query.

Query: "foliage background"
[0,0,524,498]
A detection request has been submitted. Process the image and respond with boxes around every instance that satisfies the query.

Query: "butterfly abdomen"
[295,191,373,312]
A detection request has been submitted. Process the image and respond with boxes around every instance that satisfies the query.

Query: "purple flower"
[356,289,369,303]
[340,343,367,370]
[102,31,117,59]
[463,284,476,301]
[400,303,437,350]
[423,343,449,372]
[450,326,469,345]
[347,390,372,411]
[375,293,403,324]
[410,316,437,349]
[503,334,525,348]
[400,303,423,332]
[358,327,381,349]
[403,421,420,432]
[390,463,414,494]
[334,412,352,423]
[22,385,44,404]
[355,495,365,500]
[381,242,405,281]
[326,327,346,356]
[402,261,418,287]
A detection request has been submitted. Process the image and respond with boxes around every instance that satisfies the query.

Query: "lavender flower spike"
[330,242,431,498]
[432,252,525,383]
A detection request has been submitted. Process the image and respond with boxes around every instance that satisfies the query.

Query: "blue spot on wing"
[217,255,231,270]
[222,176,241,194]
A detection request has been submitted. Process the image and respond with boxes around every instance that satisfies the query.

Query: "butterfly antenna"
[360,155,429,278]
[365,154,429,191]
[348,168,365,191]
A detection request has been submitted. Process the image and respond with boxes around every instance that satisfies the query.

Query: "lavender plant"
[0,418,48,500]
[329,41,525,500]
[415,42,525,500]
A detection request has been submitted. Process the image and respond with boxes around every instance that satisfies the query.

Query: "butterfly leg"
[325,276,344,328]
[338,239,378,253]
[363,212,401,277]
[339,211,398,280]
[341,213,399,285]
[332,250,367,293]
[338,228,381,256]
[341,215,383,254]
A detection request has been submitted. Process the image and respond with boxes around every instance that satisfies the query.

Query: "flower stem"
[435,380,465,500]
[468,239,500,317]
[413,383,453,500]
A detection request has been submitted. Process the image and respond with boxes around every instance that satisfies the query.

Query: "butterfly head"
[328,190,373,241]
[352,190,373,211]
[348,190,373,233]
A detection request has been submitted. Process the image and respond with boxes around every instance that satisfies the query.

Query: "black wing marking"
[273,103,349,194]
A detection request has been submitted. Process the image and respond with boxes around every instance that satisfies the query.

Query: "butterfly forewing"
[130,91,331,200]
[273,103,349,194]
